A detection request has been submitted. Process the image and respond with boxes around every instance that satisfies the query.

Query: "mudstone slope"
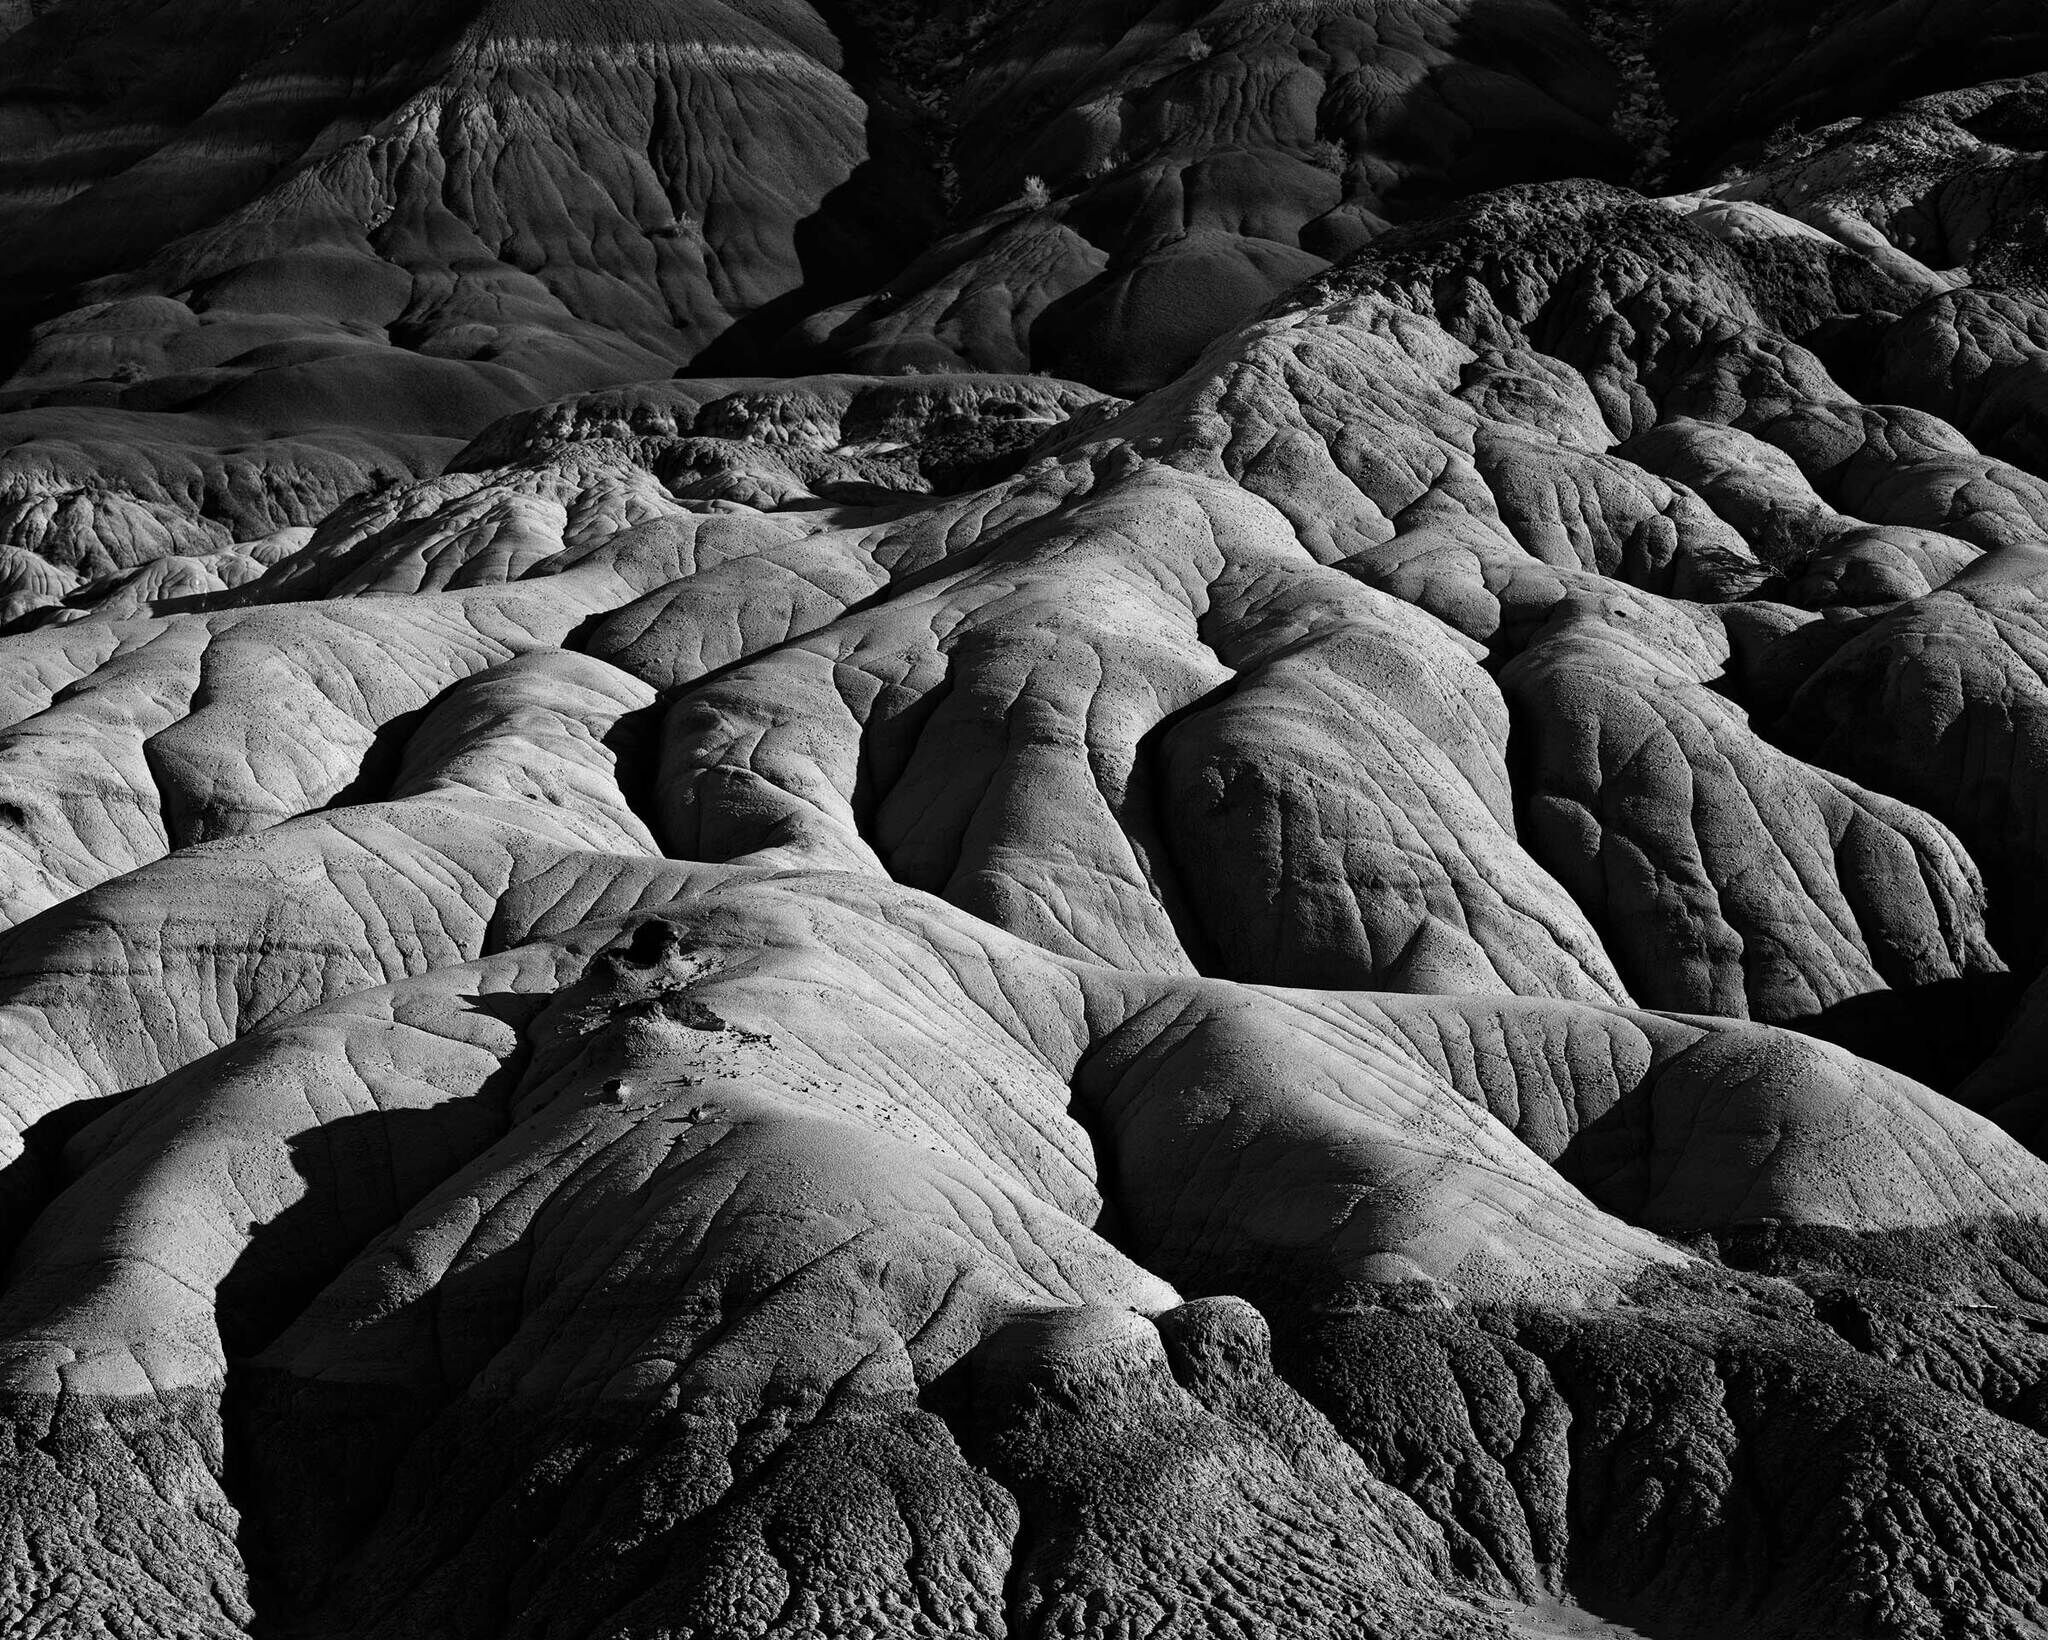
[7,2,2048,1639]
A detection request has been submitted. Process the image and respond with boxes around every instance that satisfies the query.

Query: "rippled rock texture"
[9,2,2048,1637]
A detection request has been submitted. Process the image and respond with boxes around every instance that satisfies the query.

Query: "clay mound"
[796,0,1632,392]
[0,0,944,584]
[1,0,934,390]
[0,406,448,599]
[9,871,2048,1638]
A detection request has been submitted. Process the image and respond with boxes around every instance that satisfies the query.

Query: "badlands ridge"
[6,0,2048,1635]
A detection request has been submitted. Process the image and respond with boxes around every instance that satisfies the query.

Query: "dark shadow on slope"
[212,1092,520,1362]
[1057,1032,1148,1266]
[1123,679,1232,979]
[219,1117,496,1632]
[0,1091,124,1273]
[686,91,946,377]
[1377,0,1635,221]
[306,704,431,815]
[223,1114,803,1639]
[596,696,668,850]
[214,1000,540,1628]
[0,286,61,397]
[1789,972,2027,1094]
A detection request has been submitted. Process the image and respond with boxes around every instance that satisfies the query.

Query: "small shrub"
[1761,120,1819,169]
[1305,137,1347,174]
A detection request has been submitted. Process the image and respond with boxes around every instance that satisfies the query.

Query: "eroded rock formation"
[8,1,2048,1637]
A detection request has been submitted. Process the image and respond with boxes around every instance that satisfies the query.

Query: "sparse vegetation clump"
[1305,135,1348,174]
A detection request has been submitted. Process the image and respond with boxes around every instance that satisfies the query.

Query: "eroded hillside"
[8,3,2048,1638]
